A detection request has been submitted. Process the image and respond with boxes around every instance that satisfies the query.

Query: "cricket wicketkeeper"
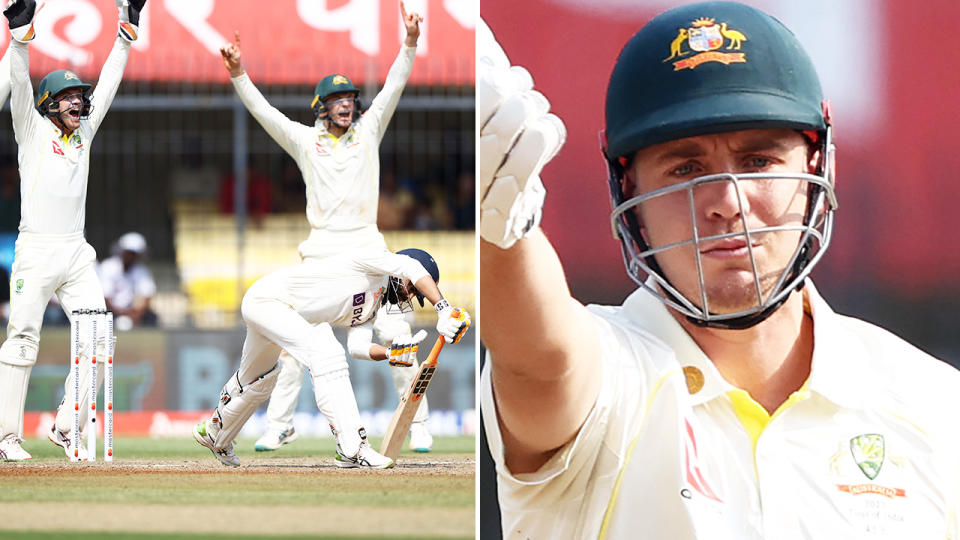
[0,0,145,461]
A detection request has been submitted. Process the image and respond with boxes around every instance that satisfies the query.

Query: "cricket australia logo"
[850,434,884,480]
[664,17,748,71]
[14,278,23,295]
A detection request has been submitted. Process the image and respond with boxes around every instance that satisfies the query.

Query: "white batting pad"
[212,365,280,449]
[0,363,31,439]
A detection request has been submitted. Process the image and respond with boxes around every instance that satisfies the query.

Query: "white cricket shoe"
[47,426,86,461]
[193,421,240,467]
[335,440,394,469]
[409,421,433,453]
[0,434,31,461]
[254,427,298,452]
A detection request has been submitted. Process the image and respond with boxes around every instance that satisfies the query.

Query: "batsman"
[0,0,145,461]
[193,248,470,468]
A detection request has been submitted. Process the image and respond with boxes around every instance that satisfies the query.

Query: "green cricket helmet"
[601,1,838,330]
[311,74,361,121]
[36,69,92,118]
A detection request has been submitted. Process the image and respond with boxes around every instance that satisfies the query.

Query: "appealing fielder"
[479,3,960,539]
[254,305,436,453]
[193,248,469,468]
[0,0,145,461]
[218,2,456,456]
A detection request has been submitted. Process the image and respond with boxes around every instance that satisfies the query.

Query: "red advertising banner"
[1,0,475,85]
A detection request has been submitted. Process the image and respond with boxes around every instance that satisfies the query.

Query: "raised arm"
[87,0,144,135]
[87,37,130,135]
[221,31,304,157]
[363,2,421,141]
[478,20,602,473]
[5,0,40,142]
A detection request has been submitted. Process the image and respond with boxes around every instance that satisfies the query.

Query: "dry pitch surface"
[0,436,475,539]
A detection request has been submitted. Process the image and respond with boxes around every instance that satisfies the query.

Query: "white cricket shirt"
[245,248,428,330]
[230,44,415,259]
[481,281,960,539]
[10,38,129,234]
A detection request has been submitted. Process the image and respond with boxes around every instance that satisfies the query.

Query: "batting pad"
[212,365,280,449]
[0,363,32,439]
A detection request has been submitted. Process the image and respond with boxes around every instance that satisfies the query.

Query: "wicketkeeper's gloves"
[387,330,428,367]
[477,18,566,249]
[116,0,146,42]
[435,301,471,344]
[4,0,37,43]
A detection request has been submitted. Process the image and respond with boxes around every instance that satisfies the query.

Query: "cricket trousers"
[0,232,106,439]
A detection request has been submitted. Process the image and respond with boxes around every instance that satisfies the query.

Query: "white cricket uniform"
[228,43,421,441]
[263,306,429,434]
[481,281,960,539]
[232,249,428,450]
[0,38,130,439]
[229,43,415,259]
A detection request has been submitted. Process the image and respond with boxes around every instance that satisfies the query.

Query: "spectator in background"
[218,159,273,227]
[99,232,158,330]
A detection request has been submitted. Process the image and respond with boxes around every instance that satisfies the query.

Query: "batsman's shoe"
[0,434,31,461]
[47,426,86,461]
[409,421,433,453]
[193,421,240,467]
[335,440,394,469]
[254,427,298,452]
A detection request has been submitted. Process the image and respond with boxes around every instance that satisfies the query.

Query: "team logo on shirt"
[350,292,367,326]
[850,434,884,480]
[15,279,23,294]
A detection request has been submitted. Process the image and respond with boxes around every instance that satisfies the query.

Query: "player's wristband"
[434,299,450,313]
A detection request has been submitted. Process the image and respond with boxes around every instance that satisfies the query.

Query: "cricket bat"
[380,334,446,460]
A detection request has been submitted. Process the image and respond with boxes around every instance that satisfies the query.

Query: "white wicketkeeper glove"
[387,329,428,367]
[116,0,146,42]
[4,0,37,43]
[434,300,471,344]
[477,18,566,249]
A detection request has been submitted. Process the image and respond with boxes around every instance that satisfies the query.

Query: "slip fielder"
[0,0,145,461]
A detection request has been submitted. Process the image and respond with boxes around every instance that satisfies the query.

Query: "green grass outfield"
[0,436,476,539]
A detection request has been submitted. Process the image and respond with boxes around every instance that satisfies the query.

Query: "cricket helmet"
[311,74,361,121]
[36,69,92,118]
[602,1,838,329]
[387,248,440,311]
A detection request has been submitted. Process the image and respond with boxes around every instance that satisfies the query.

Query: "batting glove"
[435,301,471,344]
[4,0,36,43]
[387,329,427,367]
[477,18,566,250]
[116,0,146,42]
